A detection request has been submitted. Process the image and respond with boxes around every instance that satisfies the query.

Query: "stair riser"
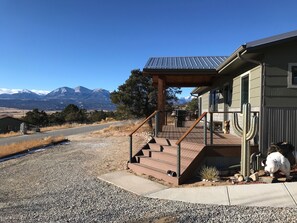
[139,157,186,173]
[162,147,199,159]
[148,143,162,151]
[128,163,178,185]
[150,152,192,166]
[142,150,151,157]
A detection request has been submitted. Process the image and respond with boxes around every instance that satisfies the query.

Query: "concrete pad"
[98,171,168,195]
[284,182,297,205]
[147,186,230,205]
[228,183,296,207]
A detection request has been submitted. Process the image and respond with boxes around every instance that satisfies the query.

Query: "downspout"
[237,52,265,153]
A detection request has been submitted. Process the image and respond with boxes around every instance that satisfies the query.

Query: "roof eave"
[216,45,246,72]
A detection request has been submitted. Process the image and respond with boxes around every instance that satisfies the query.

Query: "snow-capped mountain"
[45,87,76,99]
[176,96,193,105]
[0,89,42,100]
[0,86,115,110]
[0,88,49,95]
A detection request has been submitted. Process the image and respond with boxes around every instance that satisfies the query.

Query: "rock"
[234,173,244,182]
[244,176,252,182]
[250,172,259,181]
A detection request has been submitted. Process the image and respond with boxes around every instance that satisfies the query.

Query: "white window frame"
[288,63,297,88]
[240,72,250,107]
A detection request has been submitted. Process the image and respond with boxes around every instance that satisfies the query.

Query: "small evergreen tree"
[186,98,198,112]
[89,110,107,122]
[111,69,181,119]
[62,104,87,123]
[23,109,49,126]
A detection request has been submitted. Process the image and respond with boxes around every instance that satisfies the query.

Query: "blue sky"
[1,0,297,97]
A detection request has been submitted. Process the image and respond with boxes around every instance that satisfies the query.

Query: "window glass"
[241,76,249,106]
[209,90,219,112]
[223,84,232,106]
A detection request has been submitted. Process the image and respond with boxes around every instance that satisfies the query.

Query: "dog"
[267,142,296,166]
[223,120,230,134]
[263,152,291,180]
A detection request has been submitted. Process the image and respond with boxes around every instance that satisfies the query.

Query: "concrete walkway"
[98,171,297,207]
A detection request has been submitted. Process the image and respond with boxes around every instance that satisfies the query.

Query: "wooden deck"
[158,124,242,145]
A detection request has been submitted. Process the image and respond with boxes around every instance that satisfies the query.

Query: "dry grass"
[0,131,21,138]
[40,123,82,132]
[91,120,153,137]
[0,136,67,158]
[41,119,117,132]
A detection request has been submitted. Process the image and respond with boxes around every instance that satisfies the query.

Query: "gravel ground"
[1,132,297,222]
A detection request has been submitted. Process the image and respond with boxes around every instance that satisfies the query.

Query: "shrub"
[199,165,219,181]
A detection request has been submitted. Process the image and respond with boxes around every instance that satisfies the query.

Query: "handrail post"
[129,135,132,163]
[155,111,159,137]
[210,112,213,145]
[204,113,207,145]
[177,143,181,178]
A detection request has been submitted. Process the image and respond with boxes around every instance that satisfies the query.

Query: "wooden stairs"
[128,137,207,185]
[128,137,259,185]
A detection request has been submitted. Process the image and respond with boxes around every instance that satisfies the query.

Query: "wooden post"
[157,76,166,130]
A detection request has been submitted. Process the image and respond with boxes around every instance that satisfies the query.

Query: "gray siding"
[263,41,297,107]
[201,93,209,113]
[262,108,297,153]
[261,41,297,153]
[200,66,261,121]
[230,66,261,110]
[230,76,241,109]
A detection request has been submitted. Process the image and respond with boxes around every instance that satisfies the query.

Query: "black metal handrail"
[128,110,159,163]
[174,110,260,178]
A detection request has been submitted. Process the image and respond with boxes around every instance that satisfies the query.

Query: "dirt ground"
[64,120,297,188]
[66,122,152,176]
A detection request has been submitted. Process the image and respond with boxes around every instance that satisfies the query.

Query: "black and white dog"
[262,142,296,180]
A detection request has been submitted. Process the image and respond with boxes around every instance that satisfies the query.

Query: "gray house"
[0,116,23,134]
[193,30,297,154]
[128,30,297,185]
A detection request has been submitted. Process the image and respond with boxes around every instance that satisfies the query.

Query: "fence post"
[177,143,181,178]
[155,111,159,137]
[129,135,132,163]
[204,113,207,145]
[210,112,213,145]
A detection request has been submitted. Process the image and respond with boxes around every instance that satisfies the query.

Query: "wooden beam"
[157,77,166,127]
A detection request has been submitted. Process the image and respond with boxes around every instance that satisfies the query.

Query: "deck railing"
[128,110,159,163]
[175,112,208,177]
[174,111,259,178]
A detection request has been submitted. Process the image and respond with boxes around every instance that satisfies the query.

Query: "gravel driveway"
[1,132,297,222]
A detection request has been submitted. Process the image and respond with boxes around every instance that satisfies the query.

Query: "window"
[241,75,249,107]
[209,89,219,112]
[288,63,297,88]
[223,84,232,106]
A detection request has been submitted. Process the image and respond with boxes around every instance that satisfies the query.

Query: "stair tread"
[154,137,169,145]
[139,155,187,167]
[130,162,178,176]
[151,150,194,160]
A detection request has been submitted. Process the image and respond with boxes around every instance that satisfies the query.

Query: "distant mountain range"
[0,86,193,111]
[0,86,116,111]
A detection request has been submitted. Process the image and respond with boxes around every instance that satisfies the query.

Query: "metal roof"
[144,56,228,70]
[217,30,297,72]
[246,30,297,49]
